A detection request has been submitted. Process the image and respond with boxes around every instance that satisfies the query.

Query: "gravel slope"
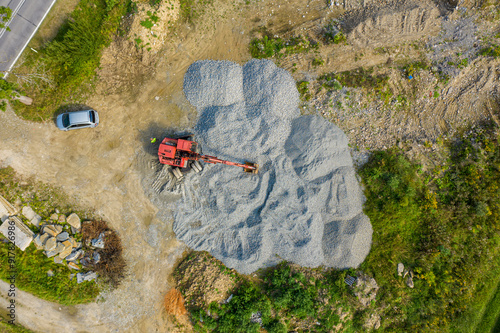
[174,59,372,274]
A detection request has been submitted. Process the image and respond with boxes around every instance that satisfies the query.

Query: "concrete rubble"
[91,232,105,248]
[77,271,97,284]
[66,213,81,230]
[0,216,35,251]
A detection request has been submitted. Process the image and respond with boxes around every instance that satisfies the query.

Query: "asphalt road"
[0,0,56,73]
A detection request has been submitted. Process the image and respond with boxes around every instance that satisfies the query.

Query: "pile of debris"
[0,194,104,284]
[33,213,83,269]
[32,214,106,283]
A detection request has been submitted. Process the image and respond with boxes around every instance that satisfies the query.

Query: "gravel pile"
[175,59,372,274]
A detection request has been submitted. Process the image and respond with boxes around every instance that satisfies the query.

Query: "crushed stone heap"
[176,59,372,274]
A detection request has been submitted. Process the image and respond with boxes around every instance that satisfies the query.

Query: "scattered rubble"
[0,195,100,282]
[0,216,35,251]
[77,271,97,284]
[397,263,404,276]
[354,272,379,307]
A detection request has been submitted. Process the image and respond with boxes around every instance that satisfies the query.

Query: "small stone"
[76,242,82,249]
[59,241,73,259]
[54,225,63,234]
[406,275,414,288]
[66,249,83,261]
[68,237,77,248]
[77,271,97,283]
[69,273,75,280]
[22,206,36,220]
[55,209,60,214]
[64,225,69,230]
[403,268,409,278]
[67,262,80,270]
[50,213,58,220]
[397,263,404,276]
[58,215,66,223]
[54,256,63,264]
[47,269,54,277]
[66,213,81,230]
[40,233,50,245]
[30,215,42,228]
[70,226,77,235]
[44,237,57,251]
[93,251,101,264]
[43,225,60,237]
[33,235,43,250]
[54,242,65,254]
[56,232,69,242]
[91,232,105,249]
[45,250,58,258]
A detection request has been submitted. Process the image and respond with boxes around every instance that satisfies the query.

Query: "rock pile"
[30,210,102,283]
[172,59,373,274]
[33,214,84,271]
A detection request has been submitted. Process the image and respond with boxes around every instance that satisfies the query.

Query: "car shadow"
[52,104,92,126]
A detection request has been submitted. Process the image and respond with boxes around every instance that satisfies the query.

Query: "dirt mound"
[342,0,440,48]
[164,288,187,317]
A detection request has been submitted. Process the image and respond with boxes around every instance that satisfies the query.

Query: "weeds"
[249,35,319,59]
[179,0,214,23]
[320,68,392,104]
[402,60,429,78]
[479,44,500,58]
[360,120,500,331]
[13,0,131,121]
[296,81,311,101]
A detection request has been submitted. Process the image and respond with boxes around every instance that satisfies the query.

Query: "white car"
[56,109,99,131]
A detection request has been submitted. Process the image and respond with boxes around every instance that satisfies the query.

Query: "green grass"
[402,60,429,77]
[12,0,132,121]
[179,122,500,331]
[0,242,100,305]
[296,81,311,101]
[474,273,500,333]
[359,120,500,331]
[0,319,34,333]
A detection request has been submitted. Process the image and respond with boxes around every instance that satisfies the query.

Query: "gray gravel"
[174,59,372,274]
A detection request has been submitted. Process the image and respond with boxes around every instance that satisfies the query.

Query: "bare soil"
[0,0,499,331]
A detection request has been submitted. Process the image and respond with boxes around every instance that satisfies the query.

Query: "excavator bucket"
[244,162,259,174]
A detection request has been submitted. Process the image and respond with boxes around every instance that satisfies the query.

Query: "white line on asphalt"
[4,0,57,78]
[0,0,26,39]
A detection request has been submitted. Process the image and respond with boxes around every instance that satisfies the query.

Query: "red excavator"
[158,137,259,178]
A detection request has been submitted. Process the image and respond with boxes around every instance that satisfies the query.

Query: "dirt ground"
[0,0,499,331]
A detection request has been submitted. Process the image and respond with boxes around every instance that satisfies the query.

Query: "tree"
[0,6,12,31]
